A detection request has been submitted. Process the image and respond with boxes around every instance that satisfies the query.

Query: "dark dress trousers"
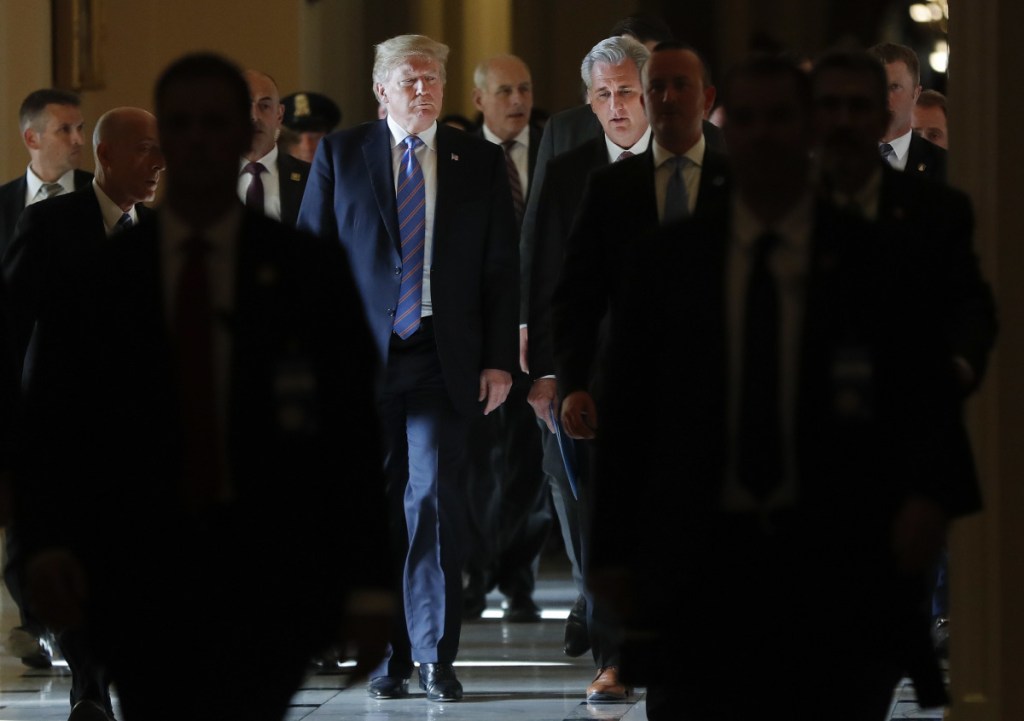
[0,169,93,263]
[297,119,518,675]
[594,201,983,720]
[13,209,391,721]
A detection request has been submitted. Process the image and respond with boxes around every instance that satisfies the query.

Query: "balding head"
[472,55,533,142]
[93,107,164,211]
[244,69,284,160]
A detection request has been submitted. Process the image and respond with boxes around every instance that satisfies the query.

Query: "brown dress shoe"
[586,666,632,702]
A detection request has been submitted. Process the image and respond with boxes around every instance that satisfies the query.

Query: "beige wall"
[0,1,53,182]
[0,0,303,180]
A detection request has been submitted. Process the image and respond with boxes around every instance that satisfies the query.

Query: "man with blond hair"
[299,34,519,702]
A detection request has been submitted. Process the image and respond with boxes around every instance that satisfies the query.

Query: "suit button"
[387,308,396,317]
[394,266,401,275]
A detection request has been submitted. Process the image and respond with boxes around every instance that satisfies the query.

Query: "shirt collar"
[92,178,138,235]
[830,165,883,221]
[26,165,76,201]
[652,133,707,170]
[160,202,242,258]
[604,125,652,163]
[883,129,913,162]
[387,115,438,151]
[240,144,279,175]
[482,123,530,150]
[734,188,815,254]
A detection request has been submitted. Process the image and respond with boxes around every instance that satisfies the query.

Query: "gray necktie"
[40,182,63,200]
[663,156,691,224]
[879,143,895,166]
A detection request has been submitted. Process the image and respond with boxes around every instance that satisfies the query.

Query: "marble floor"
[0,555,941,721]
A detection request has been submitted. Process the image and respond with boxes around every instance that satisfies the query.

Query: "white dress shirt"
[387,114,437,318]
[25,166,76,206]
[652,134,706,222]
[881,129,913,171]
[482,123,530,197]
[92,179,139,236]
[723,191,814,512]
[237,145,282,221]
[604,126,652,164]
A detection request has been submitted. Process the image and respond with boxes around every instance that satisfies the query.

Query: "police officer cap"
[282,92,342,132]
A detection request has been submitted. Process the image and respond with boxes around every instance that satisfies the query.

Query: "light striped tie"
[40,182,63,200]
[394,135,426,339]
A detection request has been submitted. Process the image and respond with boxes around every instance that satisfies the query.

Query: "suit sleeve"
[296,137,339,242]
[525,162,566,378]
[2,204,48,372]
[520,123,558,325]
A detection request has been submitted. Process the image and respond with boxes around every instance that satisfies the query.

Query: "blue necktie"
[116,212,133,231]
[394,135,426,339]
[663,155,691,224]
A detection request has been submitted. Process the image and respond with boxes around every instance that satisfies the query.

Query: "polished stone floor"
[0,553,941,720]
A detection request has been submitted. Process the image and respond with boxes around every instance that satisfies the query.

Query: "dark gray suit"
[0,169,93,260]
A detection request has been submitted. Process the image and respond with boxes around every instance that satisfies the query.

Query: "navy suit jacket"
[904,132,947,182]
[0,169,92,261]
[276,151,310,227]
[297,119,519,417]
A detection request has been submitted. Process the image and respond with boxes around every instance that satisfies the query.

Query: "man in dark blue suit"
[298,34,519,702]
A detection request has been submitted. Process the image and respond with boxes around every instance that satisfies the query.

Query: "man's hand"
[527,378,559,432]
[25,549,88,632]
[519,327,529,374]
[479,369,513,415]
[561,390,598,439]
[892,495,948,574]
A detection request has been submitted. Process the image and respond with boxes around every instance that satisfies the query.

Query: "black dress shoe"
[564,594,590,657]
[367,675,410,699]
[504,596,542,623]
[418,662,463,701]
[68,700,113,721]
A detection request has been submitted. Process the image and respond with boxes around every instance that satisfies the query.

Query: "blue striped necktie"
[663,155,691,224]
[394,135,426,339]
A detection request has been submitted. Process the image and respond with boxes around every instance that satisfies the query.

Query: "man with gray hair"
[524,34,650,702]
[3,106,163,721]
[298,34,519,702]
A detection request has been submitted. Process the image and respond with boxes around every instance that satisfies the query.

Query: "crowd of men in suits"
[0,11,995,721]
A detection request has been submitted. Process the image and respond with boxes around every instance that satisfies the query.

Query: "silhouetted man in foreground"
[13,53,393,721]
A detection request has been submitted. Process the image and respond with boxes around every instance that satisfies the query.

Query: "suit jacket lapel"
[434,125,455,257]
[363,120,401,254]
[695,150,731,218]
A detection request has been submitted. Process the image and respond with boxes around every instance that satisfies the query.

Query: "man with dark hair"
[869,41,946,180]
[914,88,948,149]
[593,52,983,720]
[14,52,393,721]
[0,90,91,269]
[238,69,309,227]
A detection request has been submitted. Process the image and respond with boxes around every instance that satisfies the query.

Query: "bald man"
[238,69,309,226]
[3,107,163,721]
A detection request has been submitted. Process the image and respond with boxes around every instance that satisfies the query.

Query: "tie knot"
[879,143,894,159]
[753,232,781,260]
[673,155,690,171]
[502,139,517,153]
[244,161,266,177]
[404,135,424,151]
[116,212,133,230]
[616,150,634,162]
[41,182,63,199]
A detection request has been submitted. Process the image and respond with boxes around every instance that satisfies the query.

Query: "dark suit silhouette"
[297,119,518,677]
[14,208,390,721]
[276,151,310,226]
[463,124,549,616]
[904,131,947,182]
[594,200,982,719]
[0,169,92,261]
[2,185,155,717]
